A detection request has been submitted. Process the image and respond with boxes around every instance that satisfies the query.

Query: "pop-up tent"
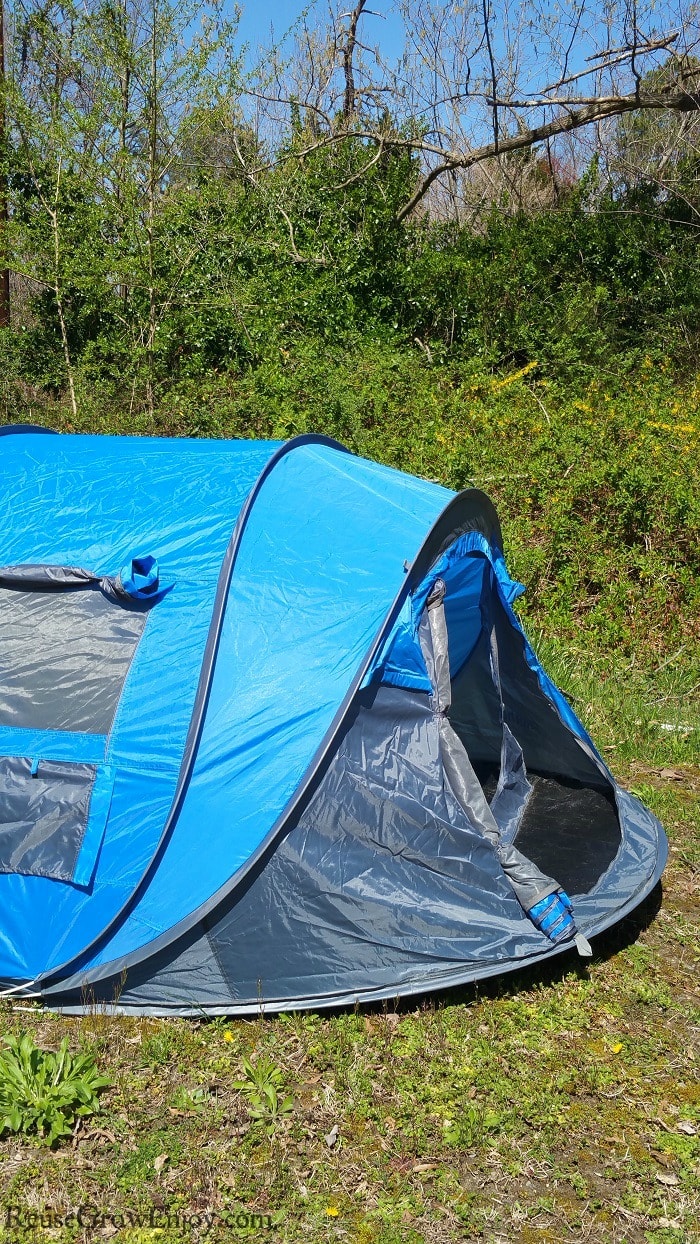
[0,426,666,1014]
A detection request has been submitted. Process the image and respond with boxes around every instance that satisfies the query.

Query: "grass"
[0,669,697,1244]
[0,354,698,1241]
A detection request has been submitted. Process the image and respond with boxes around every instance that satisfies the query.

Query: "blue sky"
[236,0,405,65]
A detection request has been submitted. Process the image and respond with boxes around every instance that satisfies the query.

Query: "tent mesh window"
[0,756,108,883]
[0,584,147,735]
[0,580,145,884]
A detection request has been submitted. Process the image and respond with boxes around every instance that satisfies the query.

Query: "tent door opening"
[423,560,622,900]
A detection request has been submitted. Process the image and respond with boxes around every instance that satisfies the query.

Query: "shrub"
[0,1031,110,1146]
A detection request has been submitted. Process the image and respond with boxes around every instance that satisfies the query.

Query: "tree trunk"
[0,0,11,329]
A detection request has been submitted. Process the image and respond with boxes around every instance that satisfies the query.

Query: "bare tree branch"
[397,86,700,220]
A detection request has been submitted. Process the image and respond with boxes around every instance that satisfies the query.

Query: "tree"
[609,56,700,211]
[249,0,700,221]
[5,0,111,413]
[4,0,242,414]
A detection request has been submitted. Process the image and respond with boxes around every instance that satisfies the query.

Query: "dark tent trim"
[0,423,58,437]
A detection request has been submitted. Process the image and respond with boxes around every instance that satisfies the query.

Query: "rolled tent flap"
[0,565,98,589]
[0,558,171,603]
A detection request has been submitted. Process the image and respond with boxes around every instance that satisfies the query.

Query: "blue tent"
[0,426,666,1013]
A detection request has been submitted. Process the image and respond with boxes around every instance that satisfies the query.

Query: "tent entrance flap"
[419,573,581,939]
[442,562,622,897]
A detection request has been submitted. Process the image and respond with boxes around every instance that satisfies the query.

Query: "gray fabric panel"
[0,565,97,589]
[99,685,543,1010]
[0,586,147,733]
[485,620,532,839]
[425,580,451,711]
[438,715,499,843]
[495,843,559,909]
[0,756,96,881]
[490,723,533,841]
[420,587,500,842]
[74,927,232,1012]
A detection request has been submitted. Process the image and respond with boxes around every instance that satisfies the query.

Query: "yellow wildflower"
[491,361,538,391]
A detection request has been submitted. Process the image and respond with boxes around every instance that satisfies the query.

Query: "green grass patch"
[0,348,698,1241]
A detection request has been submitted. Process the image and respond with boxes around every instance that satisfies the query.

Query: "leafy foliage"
[0,1031,110,1146]
[3,4,699,404]
[232,1056,294,1134]
[13,164,700,389]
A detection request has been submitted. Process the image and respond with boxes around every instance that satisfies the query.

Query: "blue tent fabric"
[0,426,666,1012]
[0,430,279,980]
